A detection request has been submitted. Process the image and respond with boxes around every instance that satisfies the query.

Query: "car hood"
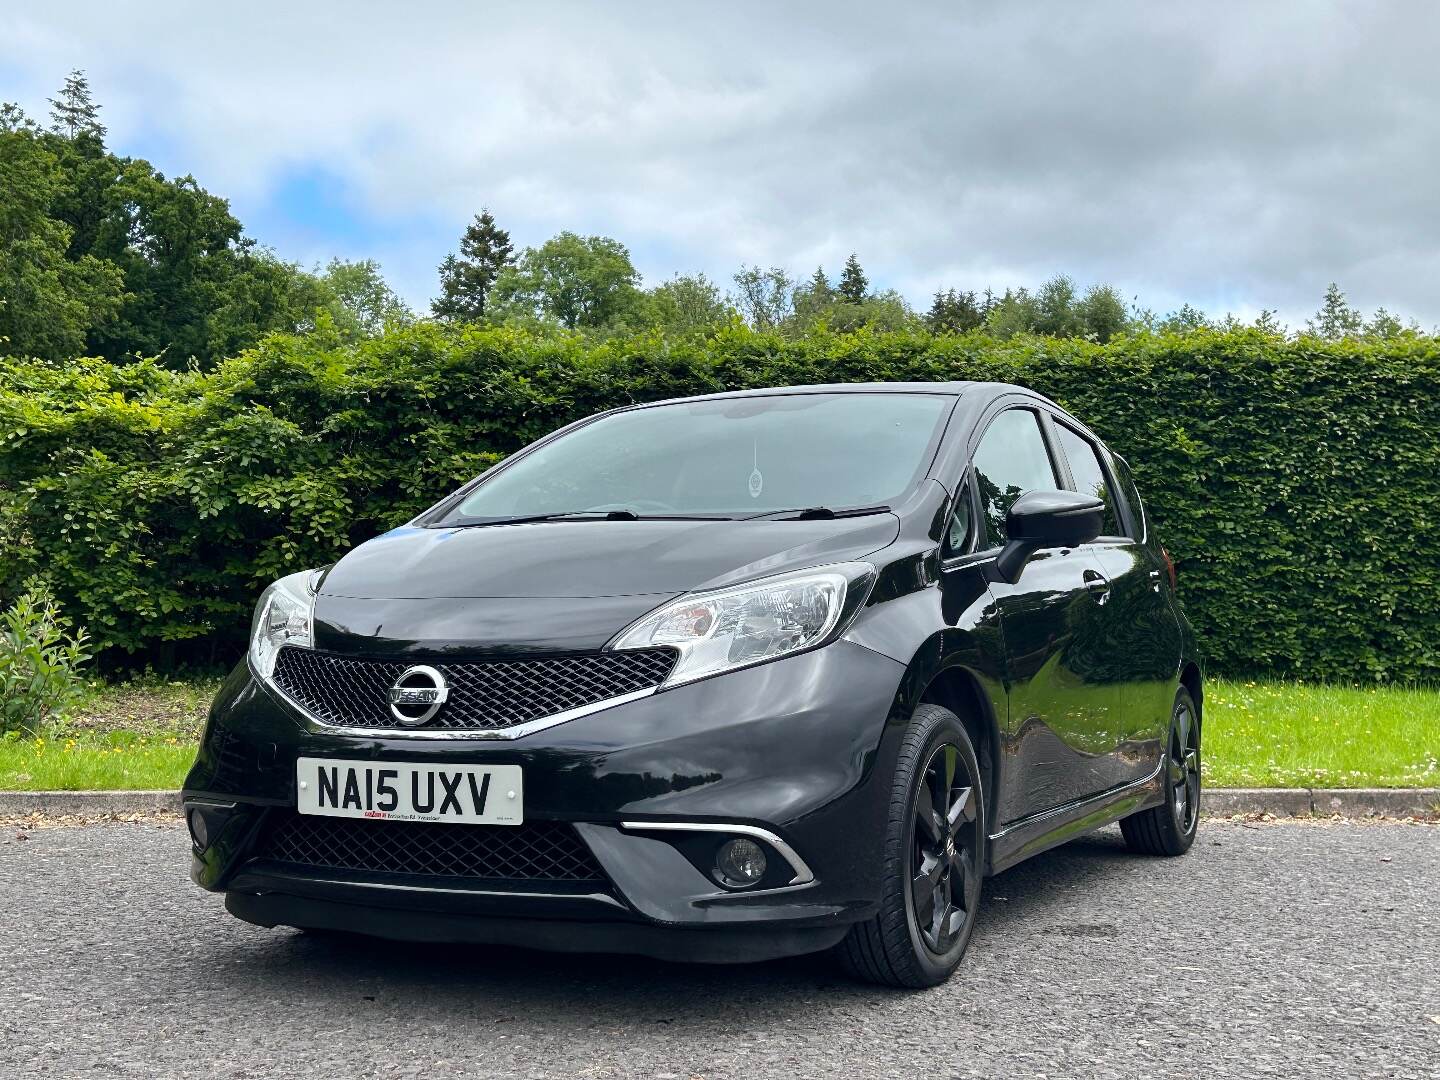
[310,516,898,657]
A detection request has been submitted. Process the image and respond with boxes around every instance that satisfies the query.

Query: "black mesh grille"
[256,812,606,884]
[271,646,676,732]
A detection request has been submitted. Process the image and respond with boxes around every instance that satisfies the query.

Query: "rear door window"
[1053,423,1121,538]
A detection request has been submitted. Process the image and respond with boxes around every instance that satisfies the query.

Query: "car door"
[967,404,1124,827]
[1050,419,1181,782]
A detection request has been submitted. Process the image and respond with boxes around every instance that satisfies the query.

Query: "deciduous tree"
[491,231,644,330]
[1077,284,1128,342]
[731,265,794,330]
[318,259,412,338]
[647,273,730,333]
[0,119,122,360]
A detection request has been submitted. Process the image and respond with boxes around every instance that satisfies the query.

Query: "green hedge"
[2,323,1437,680]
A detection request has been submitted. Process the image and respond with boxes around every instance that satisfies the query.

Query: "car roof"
[704,380,976,397]
[625,380,1068,413]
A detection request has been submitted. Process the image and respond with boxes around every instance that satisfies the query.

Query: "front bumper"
[183,640,908,961]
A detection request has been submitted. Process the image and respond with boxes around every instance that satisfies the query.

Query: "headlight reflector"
[249,570,315,680]
[612,564,870,686]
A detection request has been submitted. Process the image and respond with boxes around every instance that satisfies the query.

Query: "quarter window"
[1109,454,1146,541]
[971,409,1059,548]
[1053,423,1120,537]
[946,485,974,555]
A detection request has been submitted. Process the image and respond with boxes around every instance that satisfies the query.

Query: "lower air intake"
[256,813,606,885]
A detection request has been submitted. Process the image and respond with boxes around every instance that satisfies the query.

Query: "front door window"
[971,408,1060,548]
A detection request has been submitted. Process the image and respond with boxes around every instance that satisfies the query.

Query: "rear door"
[1048,418,1180,783]
[967,405,1124,827]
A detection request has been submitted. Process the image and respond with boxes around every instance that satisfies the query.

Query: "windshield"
[436,392,953,523]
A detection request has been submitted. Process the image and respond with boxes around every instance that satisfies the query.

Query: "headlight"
[249,570,316,680]
[612,563,873,687]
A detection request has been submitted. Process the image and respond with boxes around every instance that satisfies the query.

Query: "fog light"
[187,809,209,850]
[715,837,767,887]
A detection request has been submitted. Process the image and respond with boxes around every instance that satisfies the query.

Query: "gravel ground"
[2,819,1436,1079]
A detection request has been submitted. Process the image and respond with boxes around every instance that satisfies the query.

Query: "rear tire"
[1120,686,1201,856]
[838,704,985,988]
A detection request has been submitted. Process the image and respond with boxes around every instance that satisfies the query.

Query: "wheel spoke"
[949,846,972,903]
[1175,705,1191,753]
[943,906,966,939]
[916,801,945,846]
[1168,758,1187,785]
[947,785,975,833]
[911,864,938,926]
[930,749,955,822]
[929,886,952,946]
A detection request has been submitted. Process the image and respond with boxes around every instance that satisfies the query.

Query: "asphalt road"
[2,819,1436,1080]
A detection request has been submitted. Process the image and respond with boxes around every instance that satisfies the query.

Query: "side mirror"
[993,490,1104,584]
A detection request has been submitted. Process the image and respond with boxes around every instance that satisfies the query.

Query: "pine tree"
[837,254,868,304]
[806,266,832,302]
[48,70,105,141]
[1364,307,1406,340]
[927,288,982,333]
[432,209,514,321]
[1305,283,1363,341]
[927,289,947,328]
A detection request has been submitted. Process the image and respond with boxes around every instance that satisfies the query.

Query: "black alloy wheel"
[911,742,980,956]
[839,703,986,987]
[1169,694,1201,835]
[1120,686,1201,856]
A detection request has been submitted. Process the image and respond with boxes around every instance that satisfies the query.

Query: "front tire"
[839,704,985,988]
[1120,686,1201,856]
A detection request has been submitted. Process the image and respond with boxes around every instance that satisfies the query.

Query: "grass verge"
[0,732,199,790]
[1204,678,1439,789]
[2,675,1437,792]
[1,677,219,792]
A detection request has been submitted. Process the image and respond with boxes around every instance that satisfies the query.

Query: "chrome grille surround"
[269,645,677,738]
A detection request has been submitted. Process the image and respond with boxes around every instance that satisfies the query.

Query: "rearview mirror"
[994,490,1104,584]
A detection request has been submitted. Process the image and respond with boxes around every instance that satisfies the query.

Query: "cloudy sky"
[3,2,1437,327]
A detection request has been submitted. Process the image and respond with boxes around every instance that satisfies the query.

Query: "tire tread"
[1120,687,1200,858]
[837,703,983,988]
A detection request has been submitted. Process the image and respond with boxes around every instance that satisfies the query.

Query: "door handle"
[1082,569,1111,605]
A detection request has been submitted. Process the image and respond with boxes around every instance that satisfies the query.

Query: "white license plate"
[296,757,523,825]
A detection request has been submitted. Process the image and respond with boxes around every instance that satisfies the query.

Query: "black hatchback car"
[184,381,1202,987]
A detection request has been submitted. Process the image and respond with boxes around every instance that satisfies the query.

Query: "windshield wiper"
[447,510,640,528]
[742,504,891,521]
[443,509,738,529]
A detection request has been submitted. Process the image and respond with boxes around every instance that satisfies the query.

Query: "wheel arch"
[1179,661,1203,731]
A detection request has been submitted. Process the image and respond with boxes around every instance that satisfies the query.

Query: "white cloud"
[3,1,1437,327]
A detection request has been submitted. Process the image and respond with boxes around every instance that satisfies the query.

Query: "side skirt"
[986,762,1166,876]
